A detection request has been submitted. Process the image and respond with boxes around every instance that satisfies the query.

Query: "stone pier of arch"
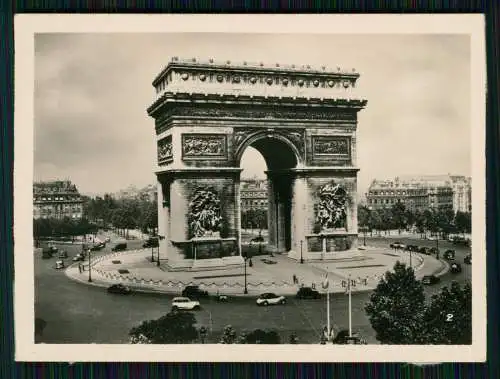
[147,58,367,271]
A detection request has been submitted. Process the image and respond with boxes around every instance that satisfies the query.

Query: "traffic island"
[64,246,446,297]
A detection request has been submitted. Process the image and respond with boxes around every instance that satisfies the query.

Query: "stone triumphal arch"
[147,58,367,270]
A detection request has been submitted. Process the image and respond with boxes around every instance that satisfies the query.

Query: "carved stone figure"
[188,189,222,238]
[315,182,349,230]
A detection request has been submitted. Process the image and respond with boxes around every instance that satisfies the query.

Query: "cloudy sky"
[34,33,471,196]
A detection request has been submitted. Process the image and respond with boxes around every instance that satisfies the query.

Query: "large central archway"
[238,133,300,253]
[147,58,367,270]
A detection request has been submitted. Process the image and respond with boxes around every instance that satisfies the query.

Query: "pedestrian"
[292,274,296,284]
[78,263,81,273]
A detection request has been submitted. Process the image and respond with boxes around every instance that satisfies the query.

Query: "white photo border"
[14,13,486,362]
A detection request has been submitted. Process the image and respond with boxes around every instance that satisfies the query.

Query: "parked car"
[58,250,68,259]
[421,275,440,285]
[143,237,159,248]
[171,297,200,311]
[256,293,286,306]
[406,245,419,252]
[112,243,127,252]
[332,329,367,344]
[91,243,105,251]
[453,236,471,247]
[296,287,321,299]
[419,247,430,255]
[107,284,132,295]
[216,294,229,302]
[72,253,85,262]
[389,242,406,249]
[182,285,209,299]
[464,254,472,265]
[444,250,456,260]
[450,262,462,273]
[55,260,65,269]
[429,247,439,255]
[261,258,278,265]
[250,236,265,243]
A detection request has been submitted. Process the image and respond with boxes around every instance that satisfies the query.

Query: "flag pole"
[348,274,352,337]
[327,285,330,339]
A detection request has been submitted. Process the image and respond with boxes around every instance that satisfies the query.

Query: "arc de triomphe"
[147,58,367,271]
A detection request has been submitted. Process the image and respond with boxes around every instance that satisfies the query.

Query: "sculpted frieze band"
[159,106,356,122]
[182,134,227,159]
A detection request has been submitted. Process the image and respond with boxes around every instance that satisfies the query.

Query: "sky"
[34,33,471,196]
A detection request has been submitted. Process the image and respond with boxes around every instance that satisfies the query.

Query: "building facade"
[240,178,268,212]
[33,180,84,219]
[366,175,471,213]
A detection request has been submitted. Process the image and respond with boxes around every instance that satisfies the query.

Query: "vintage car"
[171,297,201,311]
[107,284,132,295]
[296,287,321,299]
[256,293,286,306]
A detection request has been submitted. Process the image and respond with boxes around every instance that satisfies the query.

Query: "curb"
[434,259,450,277]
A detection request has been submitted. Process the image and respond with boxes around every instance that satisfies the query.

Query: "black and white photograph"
[14,14,486,362]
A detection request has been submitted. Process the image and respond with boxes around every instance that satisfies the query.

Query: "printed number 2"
[446,314,454,322]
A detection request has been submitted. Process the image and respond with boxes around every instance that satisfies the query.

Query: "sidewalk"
[65,244,448,297]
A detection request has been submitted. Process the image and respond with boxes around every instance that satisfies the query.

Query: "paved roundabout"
[65,245,448,297]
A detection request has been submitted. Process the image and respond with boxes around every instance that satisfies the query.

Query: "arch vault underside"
[147,58,367,270]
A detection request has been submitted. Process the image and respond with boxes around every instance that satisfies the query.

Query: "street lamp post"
[300,239,304,264]
[157,235,164,267]
[88,249,92,283]
[243,255,249,294]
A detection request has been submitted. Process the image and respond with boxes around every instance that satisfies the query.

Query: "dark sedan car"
[419,247,430,255]
[444,249,456,260]
[107,284,132,295]
[450,262,462,273]
[181,285,209,299]
[296,287,321,299]
[112,243,127,252]
[421,275,440,285]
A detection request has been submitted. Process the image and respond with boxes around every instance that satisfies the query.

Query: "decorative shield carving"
[315,182,349,230]
[188,189,222,238]
[182,134,227,160]
[157,135,173,165]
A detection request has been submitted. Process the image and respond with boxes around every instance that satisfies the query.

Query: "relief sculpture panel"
[157,135,173,165]
[182,134,227,160]
[312,136,351,160]
[315,182,349,231]
[188,188,222,239]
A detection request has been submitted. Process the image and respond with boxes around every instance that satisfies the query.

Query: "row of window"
[34,196,81,202]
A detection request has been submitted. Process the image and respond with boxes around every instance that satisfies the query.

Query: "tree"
[391,201,407,234]
[455,211,471,236]
[365,261,426,344]
[219,325,238,344]
[129,310,198,344]
[422,281,472,344]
